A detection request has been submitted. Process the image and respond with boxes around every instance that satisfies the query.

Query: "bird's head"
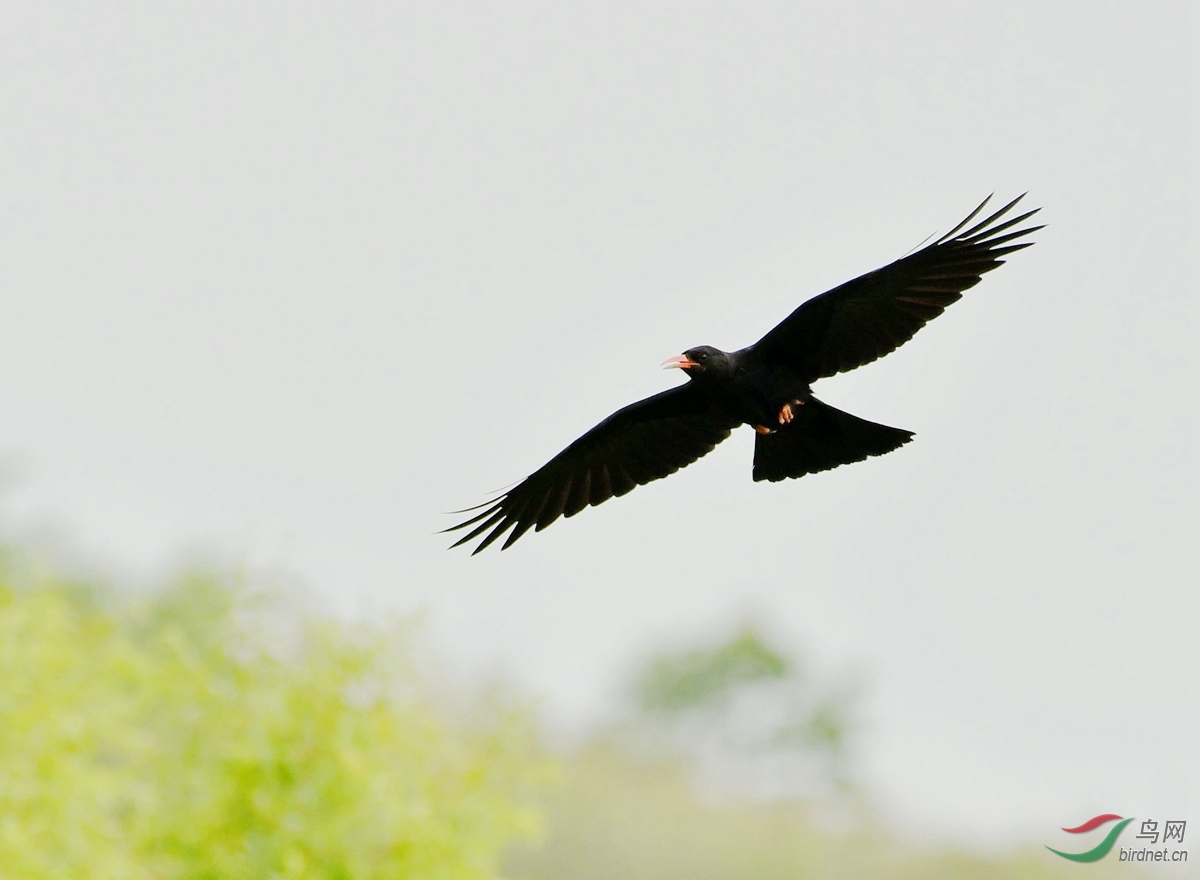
[661,345,730,379]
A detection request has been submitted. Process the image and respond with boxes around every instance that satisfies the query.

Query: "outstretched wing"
[445,385,738,553]
[753,194,1042,382]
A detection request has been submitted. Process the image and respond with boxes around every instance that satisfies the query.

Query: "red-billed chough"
[447,194,1041,553]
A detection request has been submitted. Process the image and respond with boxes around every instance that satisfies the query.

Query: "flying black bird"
[448,194,1041,553]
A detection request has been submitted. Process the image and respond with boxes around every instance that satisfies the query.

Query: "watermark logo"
[1047,814,1188,864]
[1047,814,1134,862]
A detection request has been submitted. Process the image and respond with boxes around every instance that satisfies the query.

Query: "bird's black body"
[681,346,806,428]
[448,195,1042,553]
[675,345,914,484]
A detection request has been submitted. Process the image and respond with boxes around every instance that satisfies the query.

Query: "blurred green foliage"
[508,627,1143,879]
[0,554,543,880]
[506,746,1140,880]
[635,629,788,714]
[0,548,1149,880]
[627,627,853,800]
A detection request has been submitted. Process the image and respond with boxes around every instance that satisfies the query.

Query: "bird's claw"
[777,399,804,425]
[755,424,774,435]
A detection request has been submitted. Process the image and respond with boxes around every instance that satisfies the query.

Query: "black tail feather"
[752,398,913,482]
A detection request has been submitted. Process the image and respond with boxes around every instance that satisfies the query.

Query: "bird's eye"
[697,351,707,362]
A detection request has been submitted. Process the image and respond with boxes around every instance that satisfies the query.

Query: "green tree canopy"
[635,628,789,714]
[0,556,544,879]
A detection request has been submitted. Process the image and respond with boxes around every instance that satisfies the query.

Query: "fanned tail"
[752,398,913,482]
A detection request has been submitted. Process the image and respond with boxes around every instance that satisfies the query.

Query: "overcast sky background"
[2,1,1196,849]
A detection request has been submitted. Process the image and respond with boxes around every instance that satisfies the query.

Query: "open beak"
[661,354,699,370]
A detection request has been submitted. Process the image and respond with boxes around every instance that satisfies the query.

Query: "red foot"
[777,398,805,425]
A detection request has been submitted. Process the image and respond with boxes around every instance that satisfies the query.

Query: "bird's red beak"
[662,354,699,370]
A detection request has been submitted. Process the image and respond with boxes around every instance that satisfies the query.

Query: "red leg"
[777,398,805,425]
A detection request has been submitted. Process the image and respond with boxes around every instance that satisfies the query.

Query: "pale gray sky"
[2,1,1196,848]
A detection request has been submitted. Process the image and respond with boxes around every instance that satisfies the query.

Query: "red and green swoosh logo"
[1047,814,1134,862]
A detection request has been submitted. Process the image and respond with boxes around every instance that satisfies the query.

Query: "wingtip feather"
[936,193,993,244]
[956,193,1026,241]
